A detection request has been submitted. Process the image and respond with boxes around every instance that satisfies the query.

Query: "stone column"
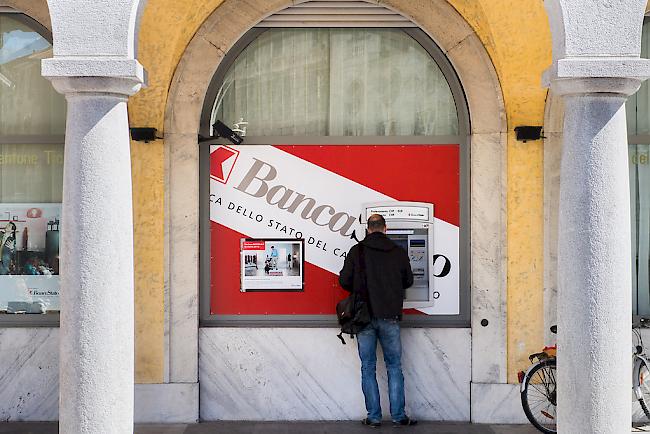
[543,2,650,432]
[41,0,146,431]
[554,78,641,434]
[42,72,144,433]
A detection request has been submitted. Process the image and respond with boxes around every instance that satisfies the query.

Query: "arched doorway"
[164,0,506,421]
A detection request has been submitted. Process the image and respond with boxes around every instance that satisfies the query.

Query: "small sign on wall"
[241,238,304,292]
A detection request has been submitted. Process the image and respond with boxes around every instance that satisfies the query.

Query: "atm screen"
[386,229,430,302]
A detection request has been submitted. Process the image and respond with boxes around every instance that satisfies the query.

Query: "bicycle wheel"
[521,358,557,434]
[635,358,650,420]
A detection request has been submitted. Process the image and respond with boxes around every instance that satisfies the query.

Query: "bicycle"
[518,318,650,434]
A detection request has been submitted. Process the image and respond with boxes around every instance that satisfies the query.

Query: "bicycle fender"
[633,355,649,400]
[635,386,644,401]
[520,361,543,393]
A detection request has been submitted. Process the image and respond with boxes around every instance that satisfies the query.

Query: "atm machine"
[362,201,435,309]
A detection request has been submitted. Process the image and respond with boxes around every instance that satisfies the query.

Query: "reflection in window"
[211,28,459,137]
[0,14,64,314]
[631,145,650,315]
[629,17,650,315]
[0,15,65,136]
[628,18,650,137]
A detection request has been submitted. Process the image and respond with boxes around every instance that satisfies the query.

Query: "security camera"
[213,120,243,145]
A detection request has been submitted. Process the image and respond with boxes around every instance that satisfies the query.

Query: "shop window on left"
[0,13,65,316]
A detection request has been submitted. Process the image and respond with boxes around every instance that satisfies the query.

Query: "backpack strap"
[357,243,371,318]
[336,331,356,345]
[358,243,368,298]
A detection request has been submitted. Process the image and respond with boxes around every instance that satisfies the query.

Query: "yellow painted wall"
[130,0,552,383]
[130,138,165,383]
[129,0,226,383]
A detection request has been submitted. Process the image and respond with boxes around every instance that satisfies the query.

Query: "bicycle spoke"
[529,382,550,396]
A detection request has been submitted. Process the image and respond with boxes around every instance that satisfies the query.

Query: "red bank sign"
[209,144,460,316]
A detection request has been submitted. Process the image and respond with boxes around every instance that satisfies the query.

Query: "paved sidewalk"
[1,422,649,433]
[0,422,541,434]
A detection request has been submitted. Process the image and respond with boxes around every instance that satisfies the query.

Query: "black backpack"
[336,243,371,344]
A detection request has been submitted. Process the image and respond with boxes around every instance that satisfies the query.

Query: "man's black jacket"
[339,232,414,319]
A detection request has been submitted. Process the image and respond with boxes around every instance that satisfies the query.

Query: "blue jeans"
[356,318,406,422]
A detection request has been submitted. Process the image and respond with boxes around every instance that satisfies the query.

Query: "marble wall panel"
[135,383,199,423]
[166,132,200,383]
[471,132,508,384]
[199,327,470,421]
[471,383,527,424]
[0,328,200,423]
[543,92,563,345]
[0,328,58,421]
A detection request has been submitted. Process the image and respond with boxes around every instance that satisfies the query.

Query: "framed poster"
[240,238,304,292]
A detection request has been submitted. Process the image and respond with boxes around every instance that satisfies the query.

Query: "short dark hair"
[367,214,386,232]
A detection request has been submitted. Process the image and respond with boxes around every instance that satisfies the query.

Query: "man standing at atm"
[339,213,416,428]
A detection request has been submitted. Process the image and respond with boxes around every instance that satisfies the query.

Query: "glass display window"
[200,27,470,327]
[0,13,64,321]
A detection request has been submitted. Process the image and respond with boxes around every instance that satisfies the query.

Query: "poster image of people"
[241,239,303,291]
[0,204,61,313]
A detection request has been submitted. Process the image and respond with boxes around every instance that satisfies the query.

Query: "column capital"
[42,57,146,96]
[543,57,650,96]
[545,76,647,98]
[543,0,650,97]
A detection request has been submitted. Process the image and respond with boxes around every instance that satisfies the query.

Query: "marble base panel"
[0,328,199,423]
[199,327,471,421]
[20,325,648,424]
[471,383,527,424]
[135,383,199,423]
[0,328,59,421]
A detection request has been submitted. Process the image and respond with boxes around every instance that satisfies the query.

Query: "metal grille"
[255,1,416,28]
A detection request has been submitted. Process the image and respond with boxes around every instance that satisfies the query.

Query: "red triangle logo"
[210,145,239,183]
